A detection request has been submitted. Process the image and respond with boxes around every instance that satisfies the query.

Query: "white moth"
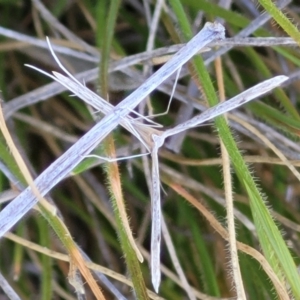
[4,22,288,293]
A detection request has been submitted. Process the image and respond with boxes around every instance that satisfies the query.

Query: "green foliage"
[1,1,300,299]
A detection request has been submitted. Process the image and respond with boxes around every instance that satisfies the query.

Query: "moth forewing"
[150,142,162,293]
[163,75,289,138]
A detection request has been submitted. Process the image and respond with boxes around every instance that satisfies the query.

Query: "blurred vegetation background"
[1,0,300,299]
